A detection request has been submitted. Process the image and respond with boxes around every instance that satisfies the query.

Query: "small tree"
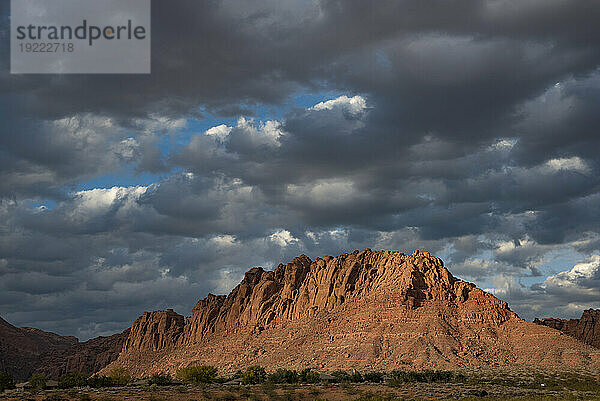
[149,372,172,386]
[350,370,364,383]
[332,370,351,383]
[176,365,218,384]
[305,370,320,384]
[363,371,384,383]
[242,366,267,385]
[299,368,320,383]
[29,373,47,390]
[268,369,298,384]
[0,372,15,392]
[109,367,131,386]
[59,372,88,388]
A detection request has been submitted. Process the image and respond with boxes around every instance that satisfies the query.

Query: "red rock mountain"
[103,250,600,377]
[0,316,128,380]
[535,309,600,349]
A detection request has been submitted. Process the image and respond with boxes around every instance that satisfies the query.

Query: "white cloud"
[544,255,600,288]
[211,234,237,247]
[205,124,233,141]
[544,157,590,173]
[70,186,147,221]
[488,138,517,151]
[236,117,284,147]
[310,95,367,115]
[269,229,299,247]
[133,114,187,134]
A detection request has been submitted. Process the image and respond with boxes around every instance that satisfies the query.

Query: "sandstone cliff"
[0,316,127,380]
[535,309,600,349]
[102,249,600,377]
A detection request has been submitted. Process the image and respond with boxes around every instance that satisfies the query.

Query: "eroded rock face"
[122,309,185,352]
[102,250,600,377]
[180,250,514,342]
[0,317,127,380]
[535,309,600,349]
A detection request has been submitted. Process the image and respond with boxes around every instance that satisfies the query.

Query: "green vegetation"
[29,373,48,390]
[86,375,115,388]
[331,370,364,383]
[269,369,299,384]
[242,366,267,384]
[59,372,89,388]
[176,365,218,384]
[388,369,458,385]
[0,372,15,392]
[149,372,173,386]
[363,372,384,383]
[109,367,131,386]
[298,368,320,384]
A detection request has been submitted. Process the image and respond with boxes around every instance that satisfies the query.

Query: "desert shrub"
[149,372,173,386]
[388,369,454,386]
[332,370,351,383]
[331,370,365,383]
[350,371,364,383]
[363,372,384,383]
[305,370,320,384]
[86,375,115,388]
[29,373,47,390]
[243,366,267,385]
[269,369,299,384]
[0,372,15,392]
[299,369,310,383]
[109,367,131,386]
[176,365,218,384]
[299,368,320,383]
[213,376,229,384]
[59,372,88,388]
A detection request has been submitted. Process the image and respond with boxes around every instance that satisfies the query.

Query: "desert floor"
[2,368,599,401]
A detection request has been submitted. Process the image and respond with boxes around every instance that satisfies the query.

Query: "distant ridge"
[535,309,600,349]
[0,316,127,381]
[101,249,600,377]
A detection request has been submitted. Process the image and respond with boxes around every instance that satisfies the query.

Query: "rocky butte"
[101,249,600,377]
[535,309,600,349]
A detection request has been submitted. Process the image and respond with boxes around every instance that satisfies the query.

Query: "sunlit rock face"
[103,250,600,378]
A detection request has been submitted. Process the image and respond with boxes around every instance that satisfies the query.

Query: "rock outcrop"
[0,316,127,380]
[0,317,77,380]
[102,249,600,377]
[122,310,184,352]
[534,309,600,349]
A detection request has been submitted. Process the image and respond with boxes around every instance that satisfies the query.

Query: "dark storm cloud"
[1,0,600,336]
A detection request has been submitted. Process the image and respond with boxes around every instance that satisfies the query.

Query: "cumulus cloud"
[1,0,600,337]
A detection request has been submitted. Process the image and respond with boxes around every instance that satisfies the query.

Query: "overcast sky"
[1,0,600,340]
